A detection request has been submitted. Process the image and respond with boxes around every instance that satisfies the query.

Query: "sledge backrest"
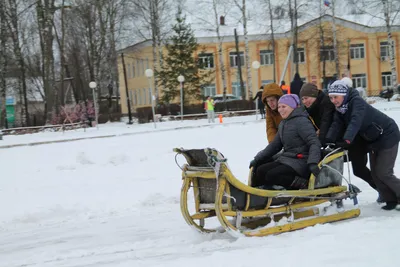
[313,150,344,188]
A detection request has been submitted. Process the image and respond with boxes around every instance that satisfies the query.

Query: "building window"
[260,50,274,65]
[132,64,135,78]
[230,51,245,67]
[380,41,389,61]
[320,46,335,61]
[134,89,138,105]
[202,84,216,96]
[296,48,305,63]
[127,64,131,78]
[137,89,141,105]
[231,82,246,98]
[199,53,214,69]
[350,44,365,59]
[352,73,367,88]
[142,88,147,104]
[136,60,140,76]
[146,58,149,69]
[148,88,152,104]
[382,72,392,88]
[129,90,133,106]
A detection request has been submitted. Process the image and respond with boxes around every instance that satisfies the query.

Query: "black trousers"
[348,136,377,190]
[253,161,298,188]
[370,144,400,202]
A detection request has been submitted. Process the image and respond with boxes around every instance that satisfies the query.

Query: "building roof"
[120,13,400,53]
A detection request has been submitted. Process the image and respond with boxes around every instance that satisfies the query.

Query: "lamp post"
[89,81,99,130]
[145,69,157,129]
[252,60,261,120]
[177,75,185,121]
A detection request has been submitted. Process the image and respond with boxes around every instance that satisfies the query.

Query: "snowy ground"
[1,102,400,267]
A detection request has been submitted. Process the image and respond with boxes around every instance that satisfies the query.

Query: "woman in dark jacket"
[250,94,321,189]
[300,83,335,145]
[301,82,378,195]
[326,80,400,210]
[290,73,304,97]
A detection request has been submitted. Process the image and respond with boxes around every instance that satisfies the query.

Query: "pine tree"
[156,8,213,106]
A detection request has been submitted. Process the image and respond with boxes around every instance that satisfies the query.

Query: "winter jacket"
[253,91,264,107]
[303,90,335,145]
[290,73,304,97]
[254,108,321,178]
[261,83,283,143]
[326,88,400,151]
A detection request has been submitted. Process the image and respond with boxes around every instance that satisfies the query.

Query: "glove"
[309,163,320,178]
[249,159,258,169]
[335,139,351,149]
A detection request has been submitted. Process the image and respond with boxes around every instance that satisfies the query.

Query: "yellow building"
[118,14,400,114]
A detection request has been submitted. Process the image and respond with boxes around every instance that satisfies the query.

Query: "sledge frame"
[175,148,361,237]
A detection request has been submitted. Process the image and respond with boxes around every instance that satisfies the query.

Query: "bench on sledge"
[174,147,361,238]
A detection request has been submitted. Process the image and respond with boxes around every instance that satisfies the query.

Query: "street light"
[89,81,99,130]
[252,60,261,120]
[177,75,185,121]
[145,69,157,129]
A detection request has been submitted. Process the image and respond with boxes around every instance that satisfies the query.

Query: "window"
[199,53,214,69]
[352,73,367,88]
[148,88,152,103]
[127,64,131,78]
[296,48,305,63]
[231,82,246,98]
[142,88,147,104]
[380,41,389,61]
[141,59,145,75]
[129,90,133,106]
[382,72,392,88]
[230,51,245,67]
[262,80,273,85]
[260,50,274,65]
[137,88,141,105]
[132,64,135,78]
[320,46,335,61]
[136,60,140,76]
[350,44,365,59]
[134,89,138,105]
[146,58,149,69]
[202,85,216,96]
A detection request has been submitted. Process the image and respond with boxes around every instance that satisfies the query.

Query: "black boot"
[381,202,399,210]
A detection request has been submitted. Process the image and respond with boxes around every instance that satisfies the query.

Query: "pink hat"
[278,94,300,109]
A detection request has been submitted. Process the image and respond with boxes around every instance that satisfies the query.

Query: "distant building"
[117,14,400,115]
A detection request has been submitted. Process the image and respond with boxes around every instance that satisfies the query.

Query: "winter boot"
[381,202,399,210]
[376,194,384,204]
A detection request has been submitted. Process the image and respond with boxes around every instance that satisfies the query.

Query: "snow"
[1,100,400,267]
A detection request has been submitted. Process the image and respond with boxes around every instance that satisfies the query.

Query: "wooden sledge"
[174,147,361,237]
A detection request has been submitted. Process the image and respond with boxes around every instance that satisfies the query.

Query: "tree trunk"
[319,1,327,89]
[0,0,7,129]
[7,0,30,126]
[267,0,276,82]
[331,0,340,77]
[241,0,252,99]
[383,0,398,92]
[212,0,227,109]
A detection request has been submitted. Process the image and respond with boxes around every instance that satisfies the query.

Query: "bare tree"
[266,0,277,82]
[0,0,8,128]
[5,0,31,126]
[233,0,252,99]
[36,0,57,122]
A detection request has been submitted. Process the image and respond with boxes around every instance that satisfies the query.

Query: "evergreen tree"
[156,8,213,106]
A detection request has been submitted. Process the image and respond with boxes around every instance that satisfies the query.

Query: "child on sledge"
[261,83,284,143]
[249,94,321,189]
[326,80,400,210]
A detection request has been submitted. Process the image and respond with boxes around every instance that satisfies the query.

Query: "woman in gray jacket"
[250,94,321,189]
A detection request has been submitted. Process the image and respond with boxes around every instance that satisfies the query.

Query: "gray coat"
[254,108,321,178]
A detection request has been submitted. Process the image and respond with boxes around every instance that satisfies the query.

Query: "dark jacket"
[290,73,304,97]
[253,91,264,107]
[304,90,335,145]
[261,83,283,143]
[254,108,321,178]
[326,88,400,151]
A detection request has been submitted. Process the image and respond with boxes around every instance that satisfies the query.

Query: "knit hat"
[328,80,348,96]
[300,83,319,98]
[278,94,300,109]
